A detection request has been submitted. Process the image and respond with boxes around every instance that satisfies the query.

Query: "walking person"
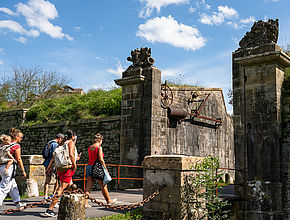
[85,133,116,208]
[0,128,26,211]
[43,133,64,200]
[44,130,78,217]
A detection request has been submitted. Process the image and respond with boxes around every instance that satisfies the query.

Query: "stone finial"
[127,47,155,68]
[239,19,279,49]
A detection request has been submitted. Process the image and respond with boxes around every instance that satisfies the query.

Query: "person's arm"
[14,148,26,178]
[7,151,15,161]
[98,147,108,172]
[76,152,81,161]
[68,141,76,171]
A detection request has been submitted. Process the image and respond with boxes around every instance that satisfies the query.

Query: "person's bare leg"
[5,159,13,170]
[44,175,52,198]
[97,180,112,203]
[85,177,95,205]
[52,177,59,195]
[48,181,68,210]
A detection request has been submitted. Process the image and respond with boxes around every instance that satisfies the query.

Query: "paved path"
[0,189,143,220]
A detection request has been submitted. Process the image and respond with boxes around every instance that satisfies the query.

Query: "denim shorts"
[86,165,93,177]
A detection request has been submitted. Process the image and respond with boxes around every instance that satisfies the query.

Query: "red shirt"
[10,142,20,156]
[88,145,104,165]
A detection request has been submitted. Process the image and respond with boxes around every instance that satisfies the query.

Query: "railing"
[72,163,143,190]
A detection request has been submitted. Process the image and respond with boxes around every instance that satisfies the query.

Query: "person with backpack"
[42,133,64,200]
[44,130,79,217]
[0,128,26,211]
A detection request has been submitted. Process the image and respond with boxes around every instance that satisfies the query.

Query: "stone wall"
[0,114,121,191]
[0,109,28,134]
[159,87,234,170]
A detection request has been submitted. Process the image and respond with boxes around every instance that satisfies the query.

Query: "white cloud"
[198,0,211,10]
[240,16,255,24]
[189,6,195,13]
[90,82,118,91]
[205,4,211,10]
[0,60,3,65]
[226,16,255,30]
[137,15,206,51]
[226,21,239,29]
[0,20,40,37]
[199,5,238,25]
[14,36,28,44]
[139,0,189,18]
[74,26,81,32]
[231,37,239,45]
[0,20,25,33]
[264,0,280,2]
[0,7,16,16]
[16,0,73,40]
[106,61,125,77]
[162,68,179,77]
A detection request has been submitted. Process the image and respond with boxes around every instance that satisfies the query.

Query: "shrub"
[25,88,121,124]
[182,156,230,220]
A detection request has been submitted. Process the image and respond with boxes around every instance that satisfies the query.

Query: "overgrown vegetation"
[25,88,121,124]
[86,208,143,220]
[182,156,230,220]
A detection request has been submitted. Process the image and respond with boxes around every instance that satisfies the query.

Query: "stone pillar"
[142,155,203,220]
[15,155,55,196]
[114,48,164,188]
[58,194,85,220]
[232,43,290,219]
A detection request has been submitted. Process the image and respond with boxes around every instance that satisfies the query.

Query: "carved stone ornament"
[127,47,155,68]
[239,19,279,49]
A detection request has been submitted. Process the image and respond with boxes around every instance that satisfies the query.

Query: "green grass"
[86,208,143,220]
[24,88,121,124]
[4,191,45,201]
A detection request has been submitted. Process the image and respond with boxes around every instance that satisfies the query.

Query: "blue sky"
[0,0,290,113]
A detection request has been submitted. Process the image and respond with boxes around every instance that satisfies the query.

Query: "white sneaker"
[16,202,26,210]
[107,198,117,204]
[85,204,92,208]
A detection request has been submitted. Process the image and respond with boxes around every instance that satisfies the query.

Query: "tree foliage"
[0,65,69,107]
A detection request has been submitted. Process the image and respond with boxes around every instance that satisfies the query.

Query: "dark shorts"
[86,165,93,177]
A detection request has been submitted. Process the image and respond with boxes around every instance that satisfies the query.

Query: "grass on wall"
[25,88,121,124]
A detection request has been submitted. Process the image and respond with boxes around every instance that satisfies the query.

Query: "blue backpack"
[42,140,54,160]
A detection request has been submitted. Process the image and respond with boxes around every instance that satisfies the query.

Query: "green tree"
[0,65,69,106]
